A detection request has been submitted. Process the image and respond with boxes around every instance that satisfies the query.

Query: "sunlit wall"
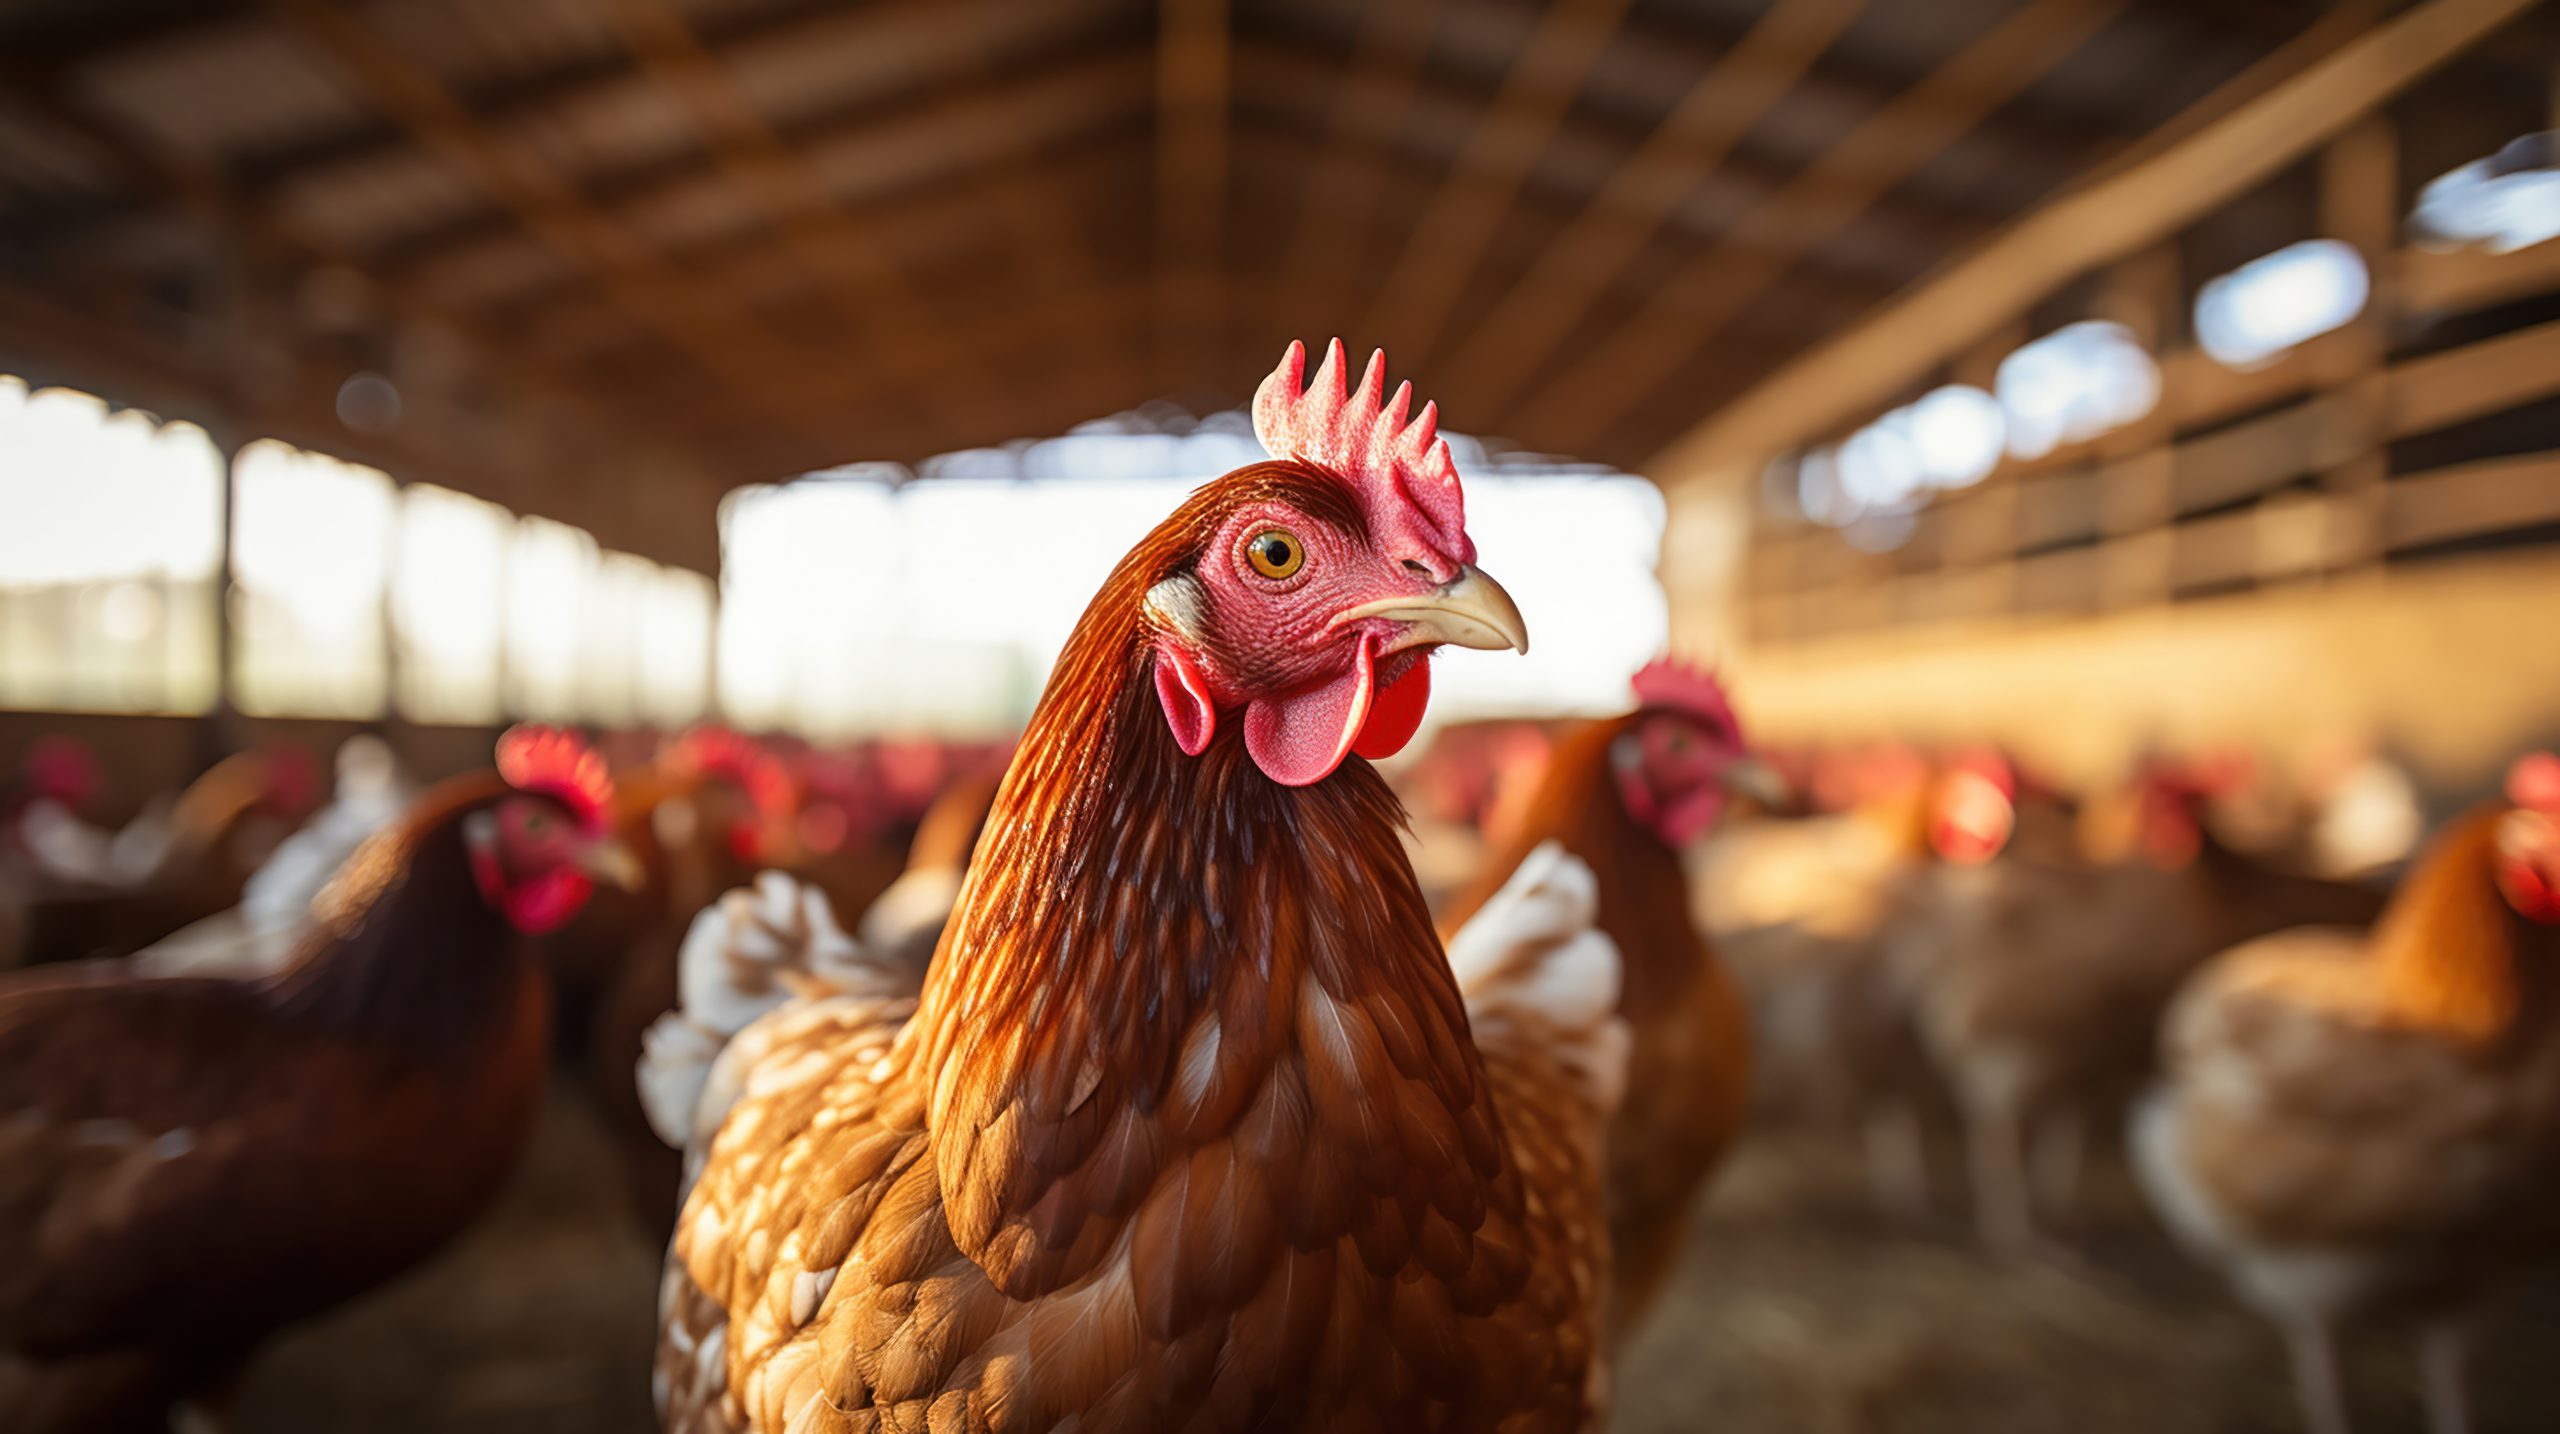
[719,417,1671,738]
[0,377,716,729]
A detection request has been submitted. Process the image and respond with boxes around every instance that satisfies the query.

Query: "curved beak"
[579,836,647,892]
[1718,756,1790,809]
[1333,564,1531,656]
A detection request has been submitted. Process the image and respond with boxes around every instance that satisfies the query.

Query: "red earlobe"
[1154,646,1217,757]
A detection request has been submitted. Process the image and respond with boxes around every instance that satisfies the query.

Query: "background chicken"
[653,341,1631,1431]
[2133,753,2560,1434]
[848,760,1003,985]
[1444,656,1770,1332]
[0,726,636,1432]
[1701,746,1952,1216]
[128,734,417,979]
[1906,754,2389,1255]
[578,727,816,1234]
[13,744,319,967]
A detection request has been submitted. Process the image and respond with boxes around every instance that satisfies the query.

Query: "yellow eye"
[1245,528,1306,580]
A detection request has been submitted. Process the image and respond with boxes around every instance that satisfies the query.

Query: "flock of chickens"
[0,340,2551,1434]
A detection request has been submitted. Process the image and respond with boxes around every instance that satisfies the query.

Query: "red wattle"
[1244,635,1378,787]
[1352,658,1430,760]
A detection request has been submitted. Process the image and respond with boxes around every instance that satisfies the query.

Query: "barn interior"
[5,0,2560,1430]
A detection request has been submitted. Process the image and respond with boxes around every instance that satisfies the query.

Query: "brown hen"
[0,729,636,1431]
[656,342,1628,1433]
[1445,660,1766,1333]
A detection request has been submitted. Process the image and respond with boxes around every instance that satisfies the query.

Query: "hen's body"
[0,776,552,1431]
[2133,806,2560,1434]
[662,464,1619,1433]
[1907,791,2385,1252]
[1448,714,1750,1332]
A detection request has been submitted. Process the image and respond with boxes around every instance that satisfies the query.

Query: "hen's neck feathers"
[2370,805,2554,1045]
[259,774,540,1062]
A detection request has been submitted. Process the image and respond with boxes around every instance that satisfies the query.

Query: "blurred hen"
[1444,658,1770,1331]
[2135,753,2560,1434]
[0,727,637,1432]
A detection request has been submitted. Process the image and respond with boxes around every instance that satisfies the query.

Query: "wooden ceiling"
[0,0,2465,569]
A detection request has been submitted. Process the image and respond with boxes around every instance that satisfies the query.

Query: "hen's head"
[1616,659,1774,846]
[2497,752,2560,924]
[466,726,644,934]
[1143,340,1528,788]
[670,725,800,865]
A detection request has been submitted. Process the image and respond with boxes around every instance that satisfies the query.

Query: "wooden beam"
[399,51,1153,311]
[520,145,1144,370]
[1155,0,1230,389]
[1433,0,1863,414]
[0,56,723,569]
[1354,0,1638,360]
[1276,1,1444,332]
[1655,0,2540,488]
[1241,39,1982,286]
[598,0,968,432]
[267,0,832,449]
[1511,0,2130,454]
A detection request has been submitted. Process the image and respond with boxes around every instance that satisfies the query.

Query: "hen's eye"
[1245,529,1306,580]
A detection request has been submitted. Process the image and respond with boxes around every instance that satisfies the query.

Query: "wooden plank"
[2401,236,2560,314]
[2387,453,2560,550]
[2388,315,2560,436]
[1513,0,2129,452]
[1434,0,1863,414]
[2172,396,2351,515]
[1656,0,2542,486]
[1356,0,1638,360]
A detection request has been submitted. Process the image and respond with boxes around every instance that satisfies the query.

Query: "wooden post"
[2098,246,2179,608]
[2312,113,2396,573]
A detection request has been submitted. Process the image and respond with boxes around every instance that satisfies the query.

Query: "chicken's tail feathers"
[1446,840,1632,1114]
[636,870,905,1152]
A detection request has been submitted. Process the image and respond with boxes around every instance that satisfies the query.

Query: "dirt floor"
[229,1089,2560,1433]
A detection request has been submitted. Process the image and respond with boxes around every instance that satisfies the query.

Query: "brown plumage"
[1446,710,1753,1333]
[2134,794,2560,1434]
[0,772,577,1431]
[660,456,1621,1433]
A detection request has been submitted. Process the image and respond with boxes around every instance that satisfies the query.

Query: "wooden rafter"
[1510,0,2131,454]
[1354,0,1638,359]
[598,0,966,430]
[1433,0,1865,414]
[265,0,834,450]
[398,50,1153,311]
[1242,40,1982,287]
[521,145,1144,371]
[1155,0,1230,388]
[0,54,723,569]
[1656,0,2540,487]
[1276,0,1444,330]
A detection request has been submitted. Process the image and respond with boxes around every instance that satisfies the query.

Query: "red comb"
[2509,752,2560,813]
[1630,656,1741,735]
[496,725,613,835]
[672,726,797,823]
[1253,339,1472,566]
